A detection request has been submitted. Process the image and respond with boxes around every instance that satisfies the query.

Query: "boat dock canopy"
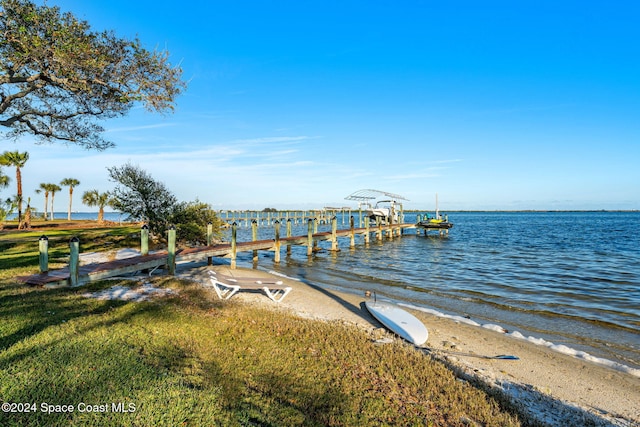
[345,189,409,202]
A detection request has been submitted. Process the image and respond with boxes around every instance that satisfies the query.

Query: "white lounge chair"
[207,270,292,303]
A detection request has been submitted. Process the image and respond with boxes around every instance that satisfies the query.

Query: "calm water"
[225,212,640,370]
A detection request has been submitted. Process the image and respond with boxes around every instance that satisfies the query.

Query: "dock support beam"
[141,224,149,256]
[349,216,355,248]
[364,217,370,244]
[69,236,79,286]
[168,225,176,275]
[307,219,313,256]
[330,216,339,252]
[231,222,237,269]
[313,218,319,250]
[274,220,281,263]
[252,220,258,264]
[207,222,213,265]
[39,235,48,274]
[286,219,292,256]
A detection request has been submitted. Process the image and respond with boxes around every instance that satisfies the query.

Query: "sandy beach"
[175,263,640,427]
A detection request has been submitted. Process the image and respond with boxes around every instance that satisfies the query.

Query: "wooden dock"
[18,221,418,288]
[219,208,387,228]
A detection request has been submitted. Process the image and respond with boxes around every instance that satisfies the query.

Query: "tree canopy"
[81,189,114,224]
[0,0,186,150]
[108,162,177,235]
[108,163,221,242]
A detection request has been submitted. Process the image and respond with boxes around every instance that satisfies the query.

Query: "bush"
[171,200,222,245]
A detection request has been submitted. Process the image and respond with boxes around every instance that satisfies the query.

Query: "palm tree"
[0,168,9,190]
[60,178,80,220]
[82,190,114,224]
[35,183,50,220]
[35,183,57,220]
[0,151,29,223]
[49,184,61,221]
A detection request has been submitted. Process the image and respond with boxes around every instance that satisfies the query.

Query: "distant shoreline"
[5,209,638,222]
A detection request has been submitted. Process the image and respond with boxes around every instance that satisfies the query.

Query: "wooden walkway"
[18,223,417,288]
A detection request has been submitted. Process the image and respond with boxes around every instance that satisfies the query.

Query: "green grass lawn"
[0,224,527,426]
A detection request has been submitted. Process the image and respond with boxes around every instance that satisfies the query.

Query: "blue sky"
[5,1,640,211]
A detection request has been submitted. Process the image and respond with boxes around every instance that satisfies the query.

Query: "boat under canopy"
[345,189,408,225]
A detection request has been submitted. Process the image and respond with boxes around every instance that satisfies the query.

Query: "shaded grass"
[1,225,527,426]
[0,222,140,271]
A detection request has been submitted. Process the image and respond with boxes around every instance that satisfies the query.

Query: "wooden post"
[274,220,281,263]
[330,216,339,252]
[207,222,213,266]
[313,217,319,250]
[376,217,383,241]
[251,220,258,263]
[349,216,355,248]
[364,216,370,244]
[286,218,292,255]
[231,222,237,269]
[307,218,313,256]
[69,236,79,286]
[141,224,149,256]
[38,235,49,274]
[167,225,176,275]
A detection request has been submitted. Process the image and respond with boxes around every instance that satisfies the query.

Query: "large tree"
[0,0,186,150]
[108,162,177,235]
[60,177,79,220]
[0,150,28,224]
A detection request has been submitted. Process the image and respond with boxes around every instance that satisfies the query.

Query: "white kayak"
[365,300,428,346]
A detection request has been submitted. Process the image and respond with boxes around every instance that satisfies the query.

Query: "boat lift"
[345,189,409,226]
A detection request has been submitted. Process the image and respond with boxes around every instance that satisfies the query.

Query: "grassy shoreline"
[1,223,529,426]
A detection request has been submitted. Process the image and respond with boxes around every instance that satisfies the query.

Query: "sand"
[179,264,640,427]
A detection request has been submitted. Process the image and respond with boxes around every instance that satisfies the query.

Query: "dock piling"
[141,224,149,256]
[349,216,355,248]
[69,236,79,286]
[38,235,48,274]
[206,222,213,265]
[231,222,237,269]
[364,217,370,244]
[307,219,313,256]
[286,218,292,255]
[330,216,339,252]
[251,220,258,263]
[167,225,176,275]
[274,220,281,263]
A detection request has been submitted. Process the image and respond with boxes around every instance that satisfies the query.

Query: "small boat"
[416,193,453,230]
[364,200,401,225]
